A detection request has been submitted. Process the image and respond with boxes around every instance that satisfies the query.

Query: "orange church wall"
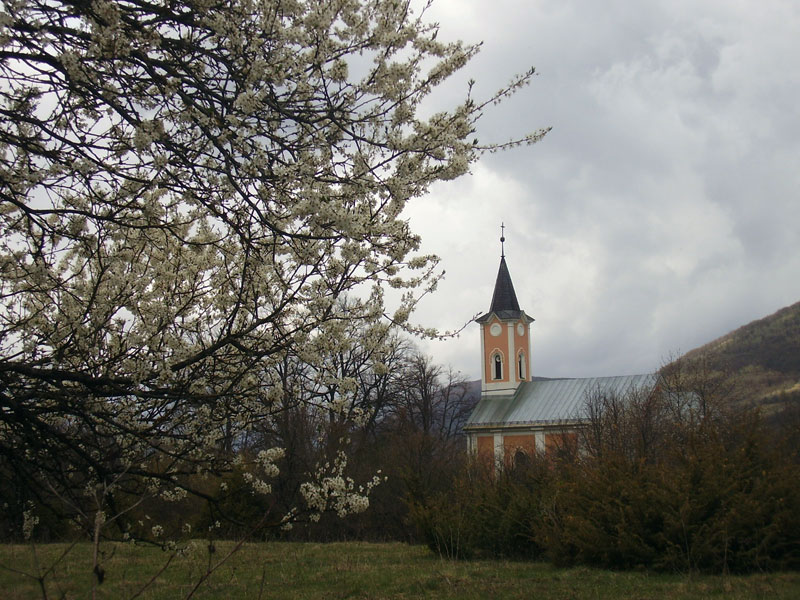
[476,435,494,460]
[514,321,530,380]
[503,434,536,465]
[483,318,531,384]
[483,317,510,383]
[544,432,578,456]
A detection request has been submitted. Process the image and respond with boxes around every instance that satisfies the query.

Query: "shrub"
[409,456,552,560]
[541,387,800,573]
[418,376,800,574]
[408,477,480,559]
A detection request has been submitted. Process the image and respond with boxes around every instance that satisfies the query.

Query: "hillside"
[676,300,800,406]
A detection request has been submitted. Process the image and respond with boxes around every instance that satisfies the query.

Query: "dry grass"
[2,540,799,599]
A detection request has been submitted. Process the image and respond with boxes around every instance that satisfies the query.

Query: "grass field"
[2,540,799,599]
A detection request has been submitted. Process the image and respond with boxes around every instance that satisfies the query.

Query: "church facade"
[464,243,654,464]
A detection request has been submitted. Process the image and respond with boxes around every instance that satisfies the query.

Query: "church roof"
[476,256,529,322]
[464,374,657,429]
[490,256,520,313]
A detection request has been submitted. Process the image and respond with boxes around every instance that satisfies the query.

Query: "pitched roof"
[490,256,520,312]
[476,256,529,322]
[464,374,657,429]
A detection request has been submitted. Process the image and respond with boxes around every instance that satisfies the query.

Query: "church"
[464,234,654,464]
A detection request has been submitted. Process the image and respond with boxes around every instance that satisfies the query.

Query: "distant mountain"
[673,300,800,407]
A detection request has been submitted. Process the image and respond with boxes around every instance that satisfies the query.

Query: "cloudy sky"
[402,0,800,380]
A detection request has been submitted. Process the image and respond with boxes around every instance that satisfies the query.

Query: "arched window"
[514,449,530,470]
[518,351,526,380]
[493,353,503,380]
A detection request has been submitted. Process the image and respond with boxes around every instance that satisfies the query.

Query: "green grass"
[2,541,798,599]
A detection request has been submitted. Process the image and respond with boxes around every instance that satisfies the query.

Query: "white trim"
[507,322,515,382]
[526,321,532,378]
[492,350,504,381]
[535,431,545,453]
[480,323,486,388]
[482,386,519,397]
[493,433,504,464]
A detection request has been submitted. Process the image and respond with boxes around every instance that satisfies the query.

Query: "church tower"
[475,227,534,397]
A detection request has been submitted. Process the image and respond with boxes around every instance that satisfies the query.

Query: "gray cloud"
[405,0,800,379]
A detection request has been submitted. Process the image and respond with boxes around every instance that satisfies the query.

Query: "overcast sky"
[402,0,800,380]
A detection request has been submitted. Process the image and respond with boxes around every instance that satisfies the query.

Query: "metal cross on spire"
[500,222,506,258]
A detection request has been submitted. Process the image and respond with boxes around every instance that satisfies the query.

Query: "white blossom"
[22,504,38,541]
[0,0,542,546]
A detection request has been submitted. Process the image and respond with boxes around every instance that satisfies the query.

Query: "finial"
[500,222,506,258]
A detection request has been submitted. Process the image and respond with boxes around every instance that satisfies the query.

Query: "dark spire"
[475,224,533,323]
[489,256,520,315]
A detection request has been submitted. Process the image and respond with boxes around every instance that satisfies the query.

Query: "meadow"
[2,541,798,599]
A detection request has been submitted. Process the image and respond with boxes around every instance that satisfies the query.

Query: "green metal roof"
[464,374,656,429]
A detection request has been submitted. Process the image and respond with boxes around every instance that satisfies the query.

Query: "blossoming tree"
[0,0,546,549]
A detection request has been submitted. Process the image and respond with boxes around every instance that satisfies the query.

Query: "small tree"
[384,351,472,501]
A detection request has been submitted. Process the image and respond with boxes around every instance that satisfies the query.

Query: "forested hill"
[678,299,800,405]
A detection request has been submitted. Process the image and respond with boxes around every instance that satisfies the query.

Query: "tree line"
[411,358,800,573]
[1,320,477,544]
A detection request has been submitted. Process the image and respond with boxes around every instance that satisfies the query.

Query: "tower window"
[518,352,526,380]
[493,353,503,380]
